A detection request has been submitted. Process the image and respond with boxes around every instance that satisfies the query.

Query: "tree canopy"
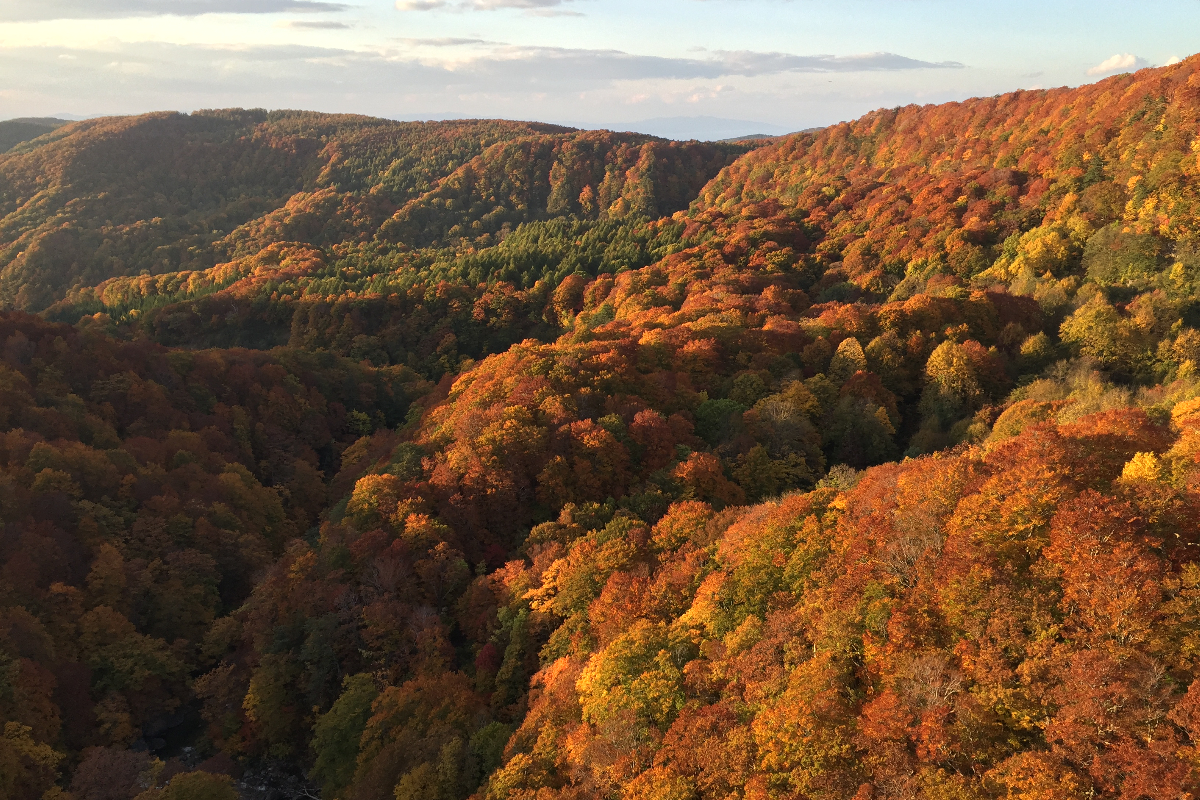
[5,53,1200,800]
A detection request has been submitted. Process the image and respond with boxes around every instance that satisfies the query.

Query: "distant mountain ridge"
[590,115,798,141]
[0,117,70,153]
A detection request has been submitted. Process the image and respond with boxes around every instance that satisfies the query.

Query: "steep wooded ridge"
[4,56,1200,800]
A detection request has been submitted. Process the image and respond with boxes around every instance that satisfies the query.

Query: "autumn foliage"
[6,54,1200,800]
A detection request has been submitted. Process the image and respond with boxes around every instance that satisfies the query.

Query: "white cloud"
[0,0,348,21]
[277,20,351,29]
[0,41,964,94]
[397,0,572,8]
[1086,53,1148,76]
[0,40,973,129]
[472,0,569,6]
[397,37,496,46]
[1165,55,1184,66]
[714,50,963,74]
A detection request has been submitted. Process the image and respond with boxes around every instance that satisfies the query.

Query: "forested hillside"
[5,55,1200,800]
[0,112,748,311]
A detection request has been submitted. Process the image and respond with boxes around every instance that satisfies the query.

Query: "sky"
[0,0,1196,139]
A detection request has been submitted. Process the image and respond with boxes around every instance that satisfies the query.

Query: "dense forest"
[4,54,1200,800]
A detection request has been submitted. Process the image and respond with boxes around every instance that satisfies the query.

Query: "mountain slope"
[478,402,1200,800]
[0,112,747,312]
[378,131,746,249]
[0,112,564,309]
[691,61,1200,288]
